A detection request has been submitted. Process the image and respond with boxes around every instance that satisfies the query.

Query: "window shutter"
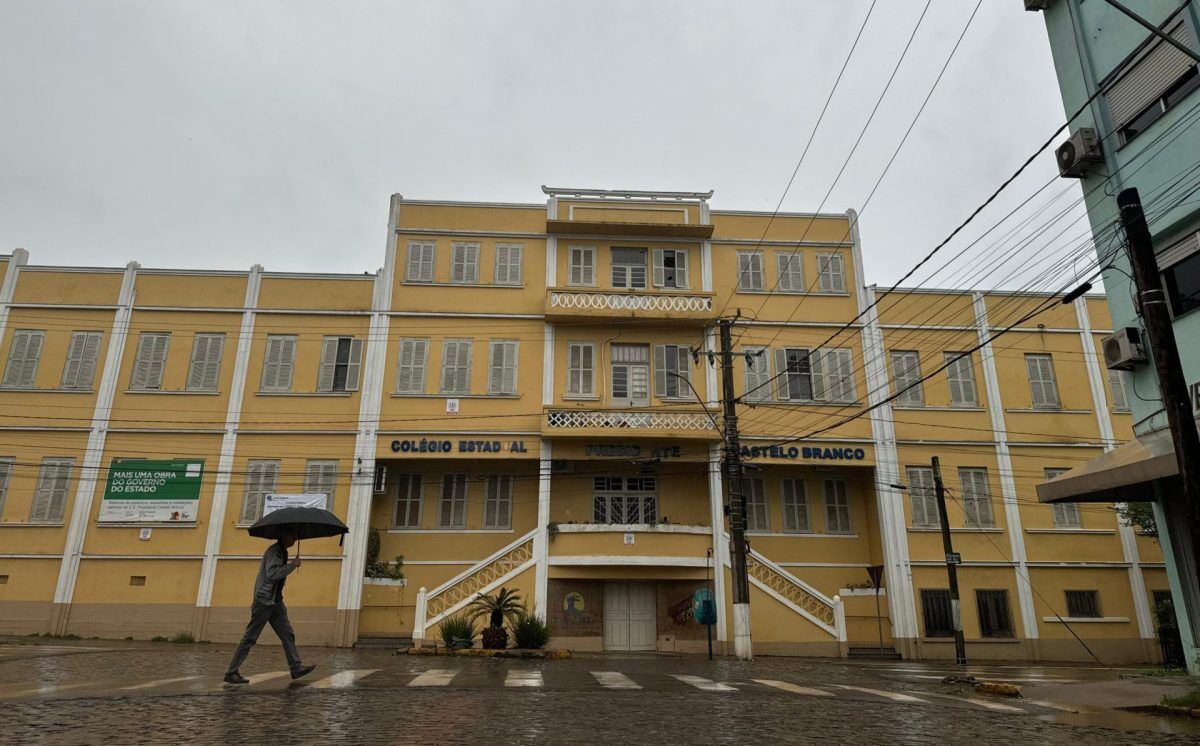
[78,332,101,389]
[569,249,583,285]
[1108,369,1129,410]
[262,336,282,390]
[61,332,93,389]
[317,337,339,392]
[501,342,517,394]
[488,341,503,394]
[407,243,421,280]
[31,459,72,523]
[5,331,44,388]
[653,345,667,397]
[131,334,154,389]
[674,251,689,288]
[810,349,827,401]
[148,334,169,389]
[774,349,789,400]
[397,338,428,394]
[834,349,855,401]
[441,341,458,393]
[1107,22,1197,128]
[457,341,472,394]
[20,332,43,388]
[188,334,224,391]
[743,347,771,403]
[0,458,12,519]
[652,250,666,287]
[495,245,509,285]
[343,338,363,391]
[273,336,297,391]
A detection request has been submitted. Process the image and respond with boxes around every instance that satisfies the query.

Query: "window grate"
[1065,590,1102,618]
[921,589,953,638]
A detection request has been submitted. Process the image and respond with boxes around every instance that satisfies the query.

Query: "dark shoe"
[224,672,249,685]
[290,664,317,680]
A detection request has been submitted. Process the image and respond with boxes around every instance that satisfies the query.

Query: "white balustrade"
[546,409,713,431]
[549,291,712,314]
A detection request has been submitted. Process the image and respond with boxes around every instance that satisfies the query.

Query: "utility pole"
[932,457,966,665]
[1117,187,1200,589]
[718,318,752,660]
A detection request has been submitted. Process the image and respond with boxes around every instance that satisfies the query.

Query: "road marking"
[309,669,379,689]
[592,671,641,690]
[408,669,457,687]
[924,691,1025,712]
[505,670,543,687]
[1022,699,1083,713]
[121,676,202,691]
[246,671,291,686]
[1,681,97,699]
[672,675,737,692]
[833,684,926,703]
[754,680,834,697]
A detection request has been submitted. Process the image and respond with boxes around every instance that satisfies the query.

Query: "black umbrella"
[248,507,349,558]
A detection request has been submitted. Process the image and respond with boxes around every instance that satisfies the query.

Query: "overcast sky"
[0,1,1085,289]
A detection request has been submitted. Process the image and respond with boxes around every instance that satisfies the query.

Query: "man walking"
[224,527,317,684]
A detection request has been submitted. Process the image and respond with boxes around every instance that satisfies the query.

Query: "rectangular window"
[2,329,45,389]
[1106,369,1130,412]
[30,457,73,523]
[450,242,480,284]
[958,467,994,528]
[742,346,772,402]
[1164,247,1200,316]
[611,248,648,289]
[494,243,523,285]
[239,459,280,524]
[303,460,338,510]
[568,246,595,286]
[976,589,1014,638]
[1045,467,1080,528]
[0,457,14,520]
[488,340,519,395]
[823,479,851,534]
[395,338,430,394]
[781,478,810,533]
[130,332,170,390]
[1066,590,1102,618]
[1025,353,1061,409]
[440,339,473,395]
[776,252,804,293]
[907,466,939,529]
[775,347,813,401]
[813,348,856,403]
[891,351,924,406]
[737,251,764,291]
[483,474,513,529]
[920,589,954,638]
[817,253,846,293]
[392,473,423,528]
[593,476,657,524]
[60,331,102,391]
[610,343,650,408]
[653,344,692,399]
[186,333,225,392]
[944,352,978,407]
[652,249,689,289]
[438,474,468,529]
[566,342,596,397]
[745,478,769,532]
[405,241,436,283]
[317,337,364,392]
[1108,21,1199,143]
[260,335,298,392]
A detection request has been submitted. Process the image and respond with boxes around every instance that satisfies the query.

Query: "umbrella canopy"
[248,507,348,541]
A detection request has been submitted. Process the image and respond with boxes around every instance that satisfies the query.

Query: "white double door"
[603,582,657,651]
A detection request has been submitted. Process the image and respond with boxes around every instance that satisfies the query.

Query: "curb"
[401,647,572,659]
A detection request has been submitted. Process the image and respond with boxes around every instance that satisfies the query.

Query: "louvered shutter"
[488,341,516,395]
[1108,22,1197,128]
[20,332,43,388]
[652,250,666,287]
[495,245,510,285]
[652,345,668,397]
[440,341,458,393]
[317,338,339,392]
[148,334,169,389]
[345,338,364,391]
[2,332,31,388]
[743,347,771,403]
[187,334,224,391]
[569,249,583,285]
[811,349,827,401]
[261,336,282,390]
[834,349,855,401]
[131,334,161,389]
[396,339,428,393]
[774,349,790,400]
[61,332,100,390]
[674,251,689,288]
[31,459,72,523]
[456,341,472,394]
[0,458,12,518]
[304,460,337,508]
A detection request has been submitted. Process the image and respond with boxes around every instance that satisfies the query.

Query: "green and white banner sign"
[99,459,204,523]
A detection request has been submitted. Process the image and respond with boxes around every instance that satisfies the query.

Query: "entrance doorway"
[604,582,657,651]
[611,344,650,408]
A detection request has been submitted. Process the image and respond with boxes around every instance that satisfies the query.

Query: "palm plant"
[467,587,525,629]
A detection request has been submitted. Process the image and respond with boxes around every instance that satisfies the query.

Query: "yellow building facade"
[0,187,1167,662]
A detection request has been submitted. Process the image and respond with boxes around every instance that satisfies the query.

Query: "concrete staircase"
[354,635,413,649]
[847,646,902,660]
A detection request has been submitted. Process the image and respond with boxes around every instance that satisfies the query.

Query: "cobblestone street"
[1,640,1196,744]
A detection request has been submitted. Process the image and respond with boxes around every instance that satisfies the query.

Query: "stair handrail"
[425,528,537,600]
[722,532,838,606]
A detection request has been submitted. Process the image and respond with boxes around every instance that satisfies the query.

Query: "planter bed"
[401,647,571,659]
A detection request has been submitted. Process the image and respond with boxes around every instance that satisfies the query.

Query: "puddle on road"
[1042,707,1200,736]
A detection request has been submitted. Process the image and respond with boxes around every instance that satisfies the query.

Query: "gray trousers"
[225,601,302,675]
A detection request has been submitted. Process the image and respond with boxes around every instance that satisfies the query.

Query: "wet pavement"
[0,638,1197,744]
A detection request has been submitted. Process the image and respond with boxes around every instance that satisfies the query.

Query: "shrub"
[481,626,509,650]
[512,614,551,650]
[364,529,405,579]
[150,636,168,642]
[170,632,195,644]
[438,615,477,649]
[467,587,524,629]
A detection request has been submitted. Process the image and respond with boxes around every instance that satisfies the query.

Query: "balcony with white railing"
[543,407,719,439]
[545,288,716,324]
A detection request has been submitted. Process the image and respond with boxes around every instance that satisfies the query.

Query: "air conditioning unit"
[1024,0,1050,10]
[1102,327,1146,371]
[1056,128,1103,178]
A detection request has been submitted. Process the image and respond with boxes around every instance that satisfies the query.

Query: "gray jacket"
[253,542,296,605]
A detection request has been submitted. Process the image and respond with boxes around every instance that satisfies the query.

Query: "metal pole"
[932,457,966,665]
[719,318,753,660]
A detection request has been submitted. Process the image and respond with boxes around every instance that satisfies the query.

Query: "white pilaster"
[335,194,399,645]
[0,248,30,343]
[533,441,552,619]
[52,260,140,631]
[973,292,1039,647]
[545,197,557,288]
[194,264,262,622]
[707,443,728,642]
[542,324,555,406]
[1074,297,1155,640]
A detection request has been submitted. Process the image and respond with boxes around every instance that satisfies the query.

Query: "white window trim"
[567,245,596,287]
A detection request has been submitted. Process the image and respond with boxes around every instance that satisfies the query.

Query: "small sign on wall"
[138,528,152,541]
[446,398,460,414]
[623,533,635,545]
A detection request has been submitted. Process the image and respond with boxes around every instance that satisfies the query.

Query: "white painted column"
[859,286,919,649]
[193,264,262,636]
[51,261,140,634]
[973,292,1039,651]
[0,248,30,342]
[334,194,399,646]
[700,200,713,293]
[1074,297,1155,641]
[707,443,729,643]
[533,441,552,620]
